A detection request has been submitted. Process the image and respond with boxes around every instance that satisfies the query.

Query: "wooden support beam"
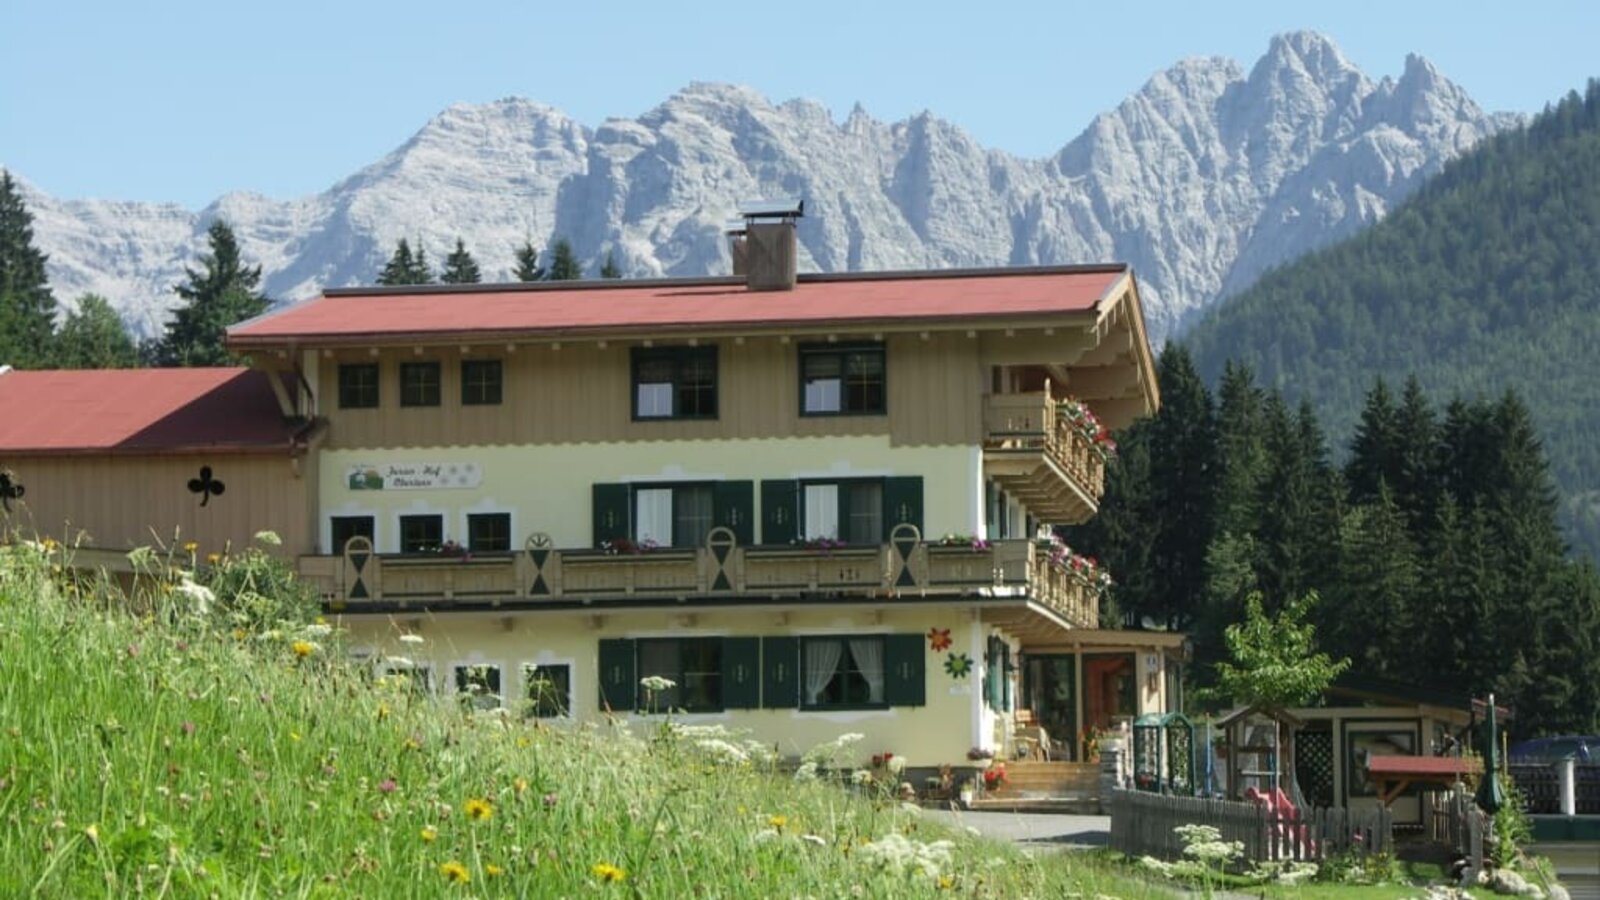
[1074,328,1134,368]
[264,368,296,418]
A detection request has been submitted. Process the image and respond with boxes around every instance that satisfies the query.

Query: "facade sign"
[346,462,482,491]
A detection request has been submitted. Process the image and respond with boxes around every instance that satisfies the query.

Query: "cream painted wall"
[316,437,981,554]
[336,604,990,767]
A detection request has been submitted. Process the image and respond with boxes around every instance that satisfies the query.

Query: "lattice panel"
[1296,729,1335,808]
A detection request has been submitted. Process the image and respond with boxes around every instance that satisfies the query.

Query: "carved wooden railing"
[983,389,1108,500]
[301,528,1100,629]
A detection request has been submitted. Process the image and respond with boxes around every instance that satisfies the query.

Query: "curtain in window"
[804,484,839,540]
[849,638,885,703]
[674,486,714,548]
[635,489,673,546]
[804,639,844,705]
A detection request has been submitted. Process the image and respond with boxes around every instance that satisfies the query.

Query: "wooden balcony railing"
[303,527,1100,629]
[983,390,1107,521]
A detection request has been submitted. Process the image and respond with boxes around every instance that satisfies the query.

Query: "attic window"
[632,347,717,420]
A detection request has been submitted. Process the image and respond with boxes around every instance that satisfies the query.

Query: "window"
[633,484,714,548]
[399,514,444,554]
[801,636,886,709]
[522,663,571,718]
[802,481,882,544]
[636,638,722,712]
[330,515,375,553]
[383,662,433,696]
[461,359,502,406]
[400,361,441,407]
[632,347,717,420]
[453,664,502,710]
[800,344,885,415]
[338,364,380,409]
[467,513,511,552]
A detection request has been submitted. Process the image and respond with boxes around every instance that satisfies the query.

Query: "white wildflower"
[695,739,750,766]
[792,762,819,783]
[253,530,282,546]
[800,834,827,847]
[886,756,906,775]
[304,623,333,638]
[398,634,425,645]
[174,578,215,615]
[857,833,954,879]
[639,675,676,693]
[754,828,781,843]
[850,769,873,786]
[384,656,415,668]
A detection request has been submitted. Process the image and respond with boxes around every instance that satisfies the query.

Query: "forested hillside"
[1185,81,1600,558]
[1067,348,1600,738]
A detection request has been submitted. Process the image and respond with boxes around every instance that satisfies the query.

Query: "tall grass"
[0,537,1151,897]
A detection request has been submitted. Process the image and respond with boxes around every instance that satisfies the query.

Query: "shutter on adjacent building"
[713,481,756,546]
[881,476,924,540]
[883,633,926,707]
[984,636,1002,709]
[759,480,798,546]
[761,636,800,709]
[592,483,631,547]
[597,638,635,712]
[721,637,761,709]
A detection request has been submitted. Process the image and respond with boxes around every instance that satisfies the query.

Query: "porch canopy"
[1365,755,1483,807]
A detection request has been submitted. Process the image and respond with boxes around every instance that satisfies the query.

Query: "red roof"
[0,368,303,455]
[1365,756,1483,777]
[228,266,1130,344]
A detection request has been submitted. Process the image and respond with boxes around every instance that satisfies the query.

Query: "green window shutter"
[713,481,756,546]
[592,483,631,547]
[597,638,636,712]
[984,637,1001,709]
[721,637,761,709]
[882,476,924,540]
[1002,643,1014,712]
[760,479,798,546]
[883,633,926,707]
[761,636,800,709]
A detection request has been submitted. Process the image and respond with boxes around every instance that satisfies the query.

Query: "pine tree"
[1144,345,1218,630]
[546,238,582,281]
[513,241,545,282]
[1213,360,1268,539]
[440,238,482,285]
[154,220,270,367]
[55,294,139,368]
[377,239,434,286]
[0,170,59,368]
[1392,376,1442,530]
[599,251,622,279]
[1068,420,1158,628]
[1346,378,1401,507]
[1330,485,1420,675]
[1255,395,1342,607]
[1194,532,1261,682]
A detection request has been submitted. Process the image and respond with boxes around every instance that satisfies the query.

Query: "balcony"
[301,528,1100,630]
[983,391,1107,524]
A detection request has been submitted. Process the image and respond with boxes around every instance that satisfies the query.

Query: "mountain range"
[7,31,1517,342]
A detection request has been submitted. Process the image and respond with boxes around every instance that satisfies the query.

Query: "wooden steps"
[981,761,1102,808]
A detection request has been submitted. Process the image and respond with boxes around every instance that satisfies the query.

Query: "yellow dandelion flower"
[291,641,315,658]
[513,777,528,796]
[463,798,493,821]
[182,541,199,554]
[439,861,470,884]
[485,864,505,877]
[420,825,438,843]
[768,814,788,831]
[314,615,326,625]
[205,552,222,565]
[736,805,747,816]
[591,862,626,883]
[937,874,955,891]
[516,736,530,748]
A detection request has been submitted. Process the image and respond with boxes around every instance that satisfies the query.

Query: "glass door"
[1022,655,1078,761]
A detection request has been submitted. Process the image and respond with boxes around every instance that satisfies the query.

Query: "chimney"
[727,198,803,291]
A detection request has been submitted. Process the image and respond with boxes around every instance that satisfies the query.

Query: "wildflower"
[399,633,425,645]
[638,675,676,693]
[938,874,955,890]
[205,552,222,565]
[591,862,626,883]
[768,815,788,832]
[513,777,528,796]
[377,703,390,721]
[84,824,100,846]
[463,798,493,821]
[485,864,505,877]
[378,778,397,794]
[231,628,246,641]
[292,640,316,658]
[182,541,199,555]
[304,623,333,638]
[254,530,282,546]
[801,834,827,847]
[420,826,438,843]
[181,721,195,736]
[439,861,470,884]
[541,792,559,809]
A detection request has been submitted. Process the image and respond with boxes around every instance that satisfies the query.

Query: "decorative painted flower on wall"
[944,652,973,679]
[927,628,952,652]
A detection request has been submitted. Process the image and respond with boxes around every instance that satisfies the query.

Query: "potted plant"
[967,746,995,768]
[982,763,1007,793]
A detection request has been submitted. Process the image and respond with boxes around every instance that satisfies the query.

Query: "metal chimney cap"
[737,197,804,220]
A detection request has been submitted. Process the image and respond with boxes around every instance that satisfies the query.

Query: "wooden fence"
[1108,789,1392,865]
[1425,789,1485,866]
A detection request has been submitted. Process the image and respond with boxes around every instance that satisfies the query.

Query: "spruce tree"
[1213,360,1268,539]
[0,170,59,368]
[1392,376,1442,530]
[599,251,622,279]
[440,238,482,285]
[546,238,582,281]
[513,241,545,282]
[1346,378,1401,506]
[377,239,434,286]
[1330,485,1420,675]
[55,294,139,368]
[155,220,270,367]
[1145,345,1218,630]
[1068,419,1158,628]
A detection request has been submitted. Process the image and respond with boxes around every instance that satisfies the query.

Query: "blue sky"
[4,1,1597,207]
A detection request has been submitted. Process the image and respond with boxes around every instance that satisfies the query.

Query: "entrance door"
[1083,653,1137,734]
[1022,655,1078,761]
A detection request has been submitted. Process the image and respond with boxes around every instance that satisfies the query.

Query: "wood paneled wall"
[315,333,986,450]
[0,454,313,556]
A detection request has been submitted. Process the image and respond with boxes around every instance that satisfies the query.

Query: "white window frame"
[520,660,575,720]
[450,659,506,710]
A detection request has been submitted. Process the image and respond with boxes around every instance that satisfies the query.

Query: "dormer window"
[632,347,717,420]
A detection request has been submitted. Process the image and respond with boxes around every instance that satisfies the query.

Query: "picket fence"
[1108,789,1393,865]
